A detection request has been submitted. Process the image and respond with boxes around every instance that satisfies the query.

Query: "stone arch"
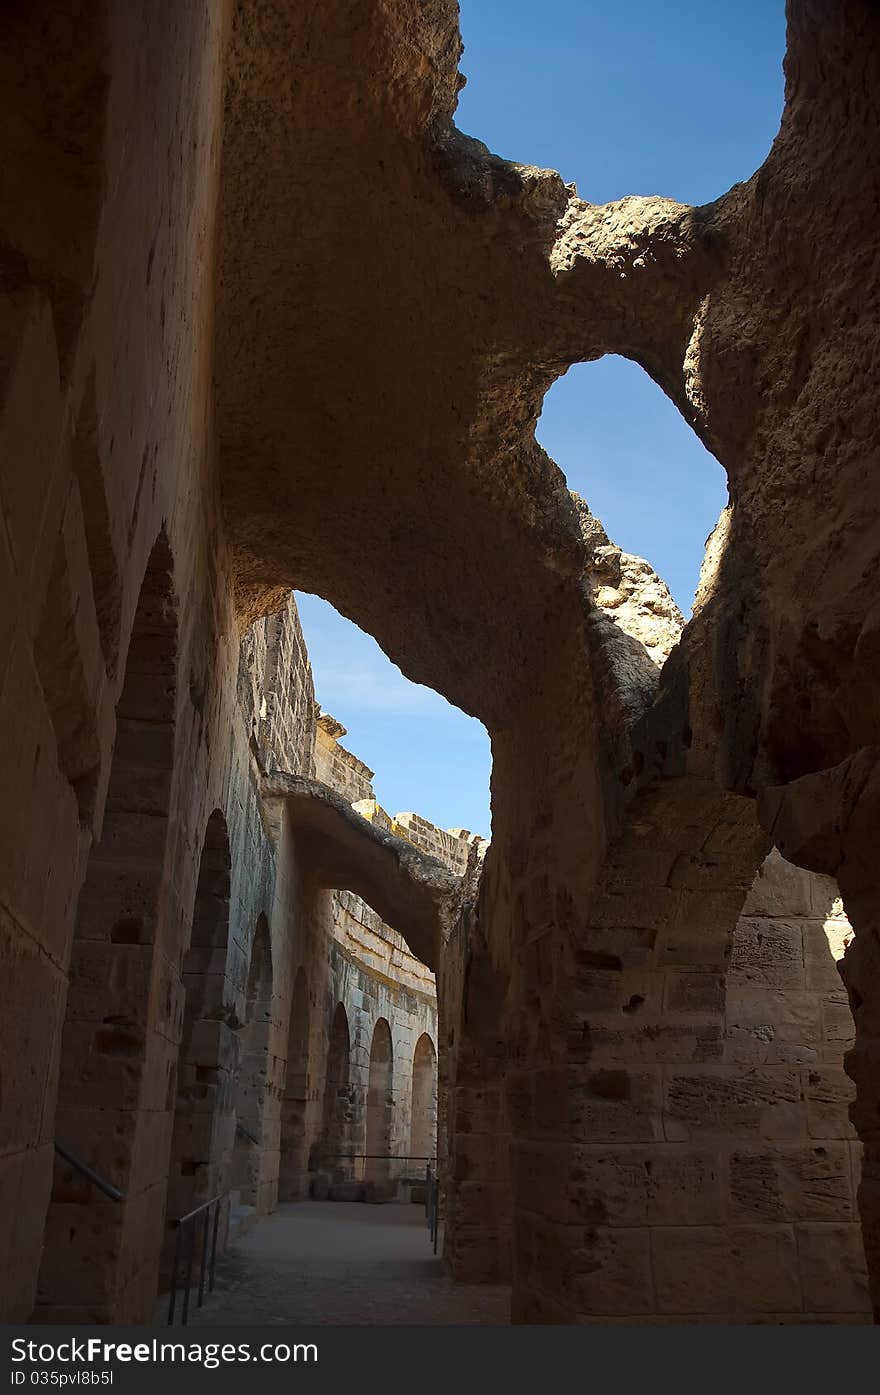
[231,915,273,1209]
[161,810,234,1245]
[365,1018,394,1182]
[36,528,178,1321]
[316,1003,352,1183]
[409,1033,437,1163]
[279,967,310,1200]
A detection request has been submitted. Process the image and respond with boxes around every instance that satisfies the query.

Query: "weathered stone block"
[664,1068,803,1141]
[728,1143,854,1222]
[570,1144,724,1226]
[663,971,725,1017]
[822,995,855,1050]
[725,987,821,1065]
[581,1019,724,1066]
[565,1226,654,1315]
[590,887,682,933]
[728,919,805,991]
[796,1223,870,1312]
[570,1068,664,1143]
[653,1225,801,1314]
[805,1067,856,1139]
[668,851,753,895]
[574,968,663,1016]
[656,927,732,973]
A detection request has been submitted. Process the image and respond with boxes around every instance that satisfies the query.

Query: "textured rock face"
[2,0,880,1327]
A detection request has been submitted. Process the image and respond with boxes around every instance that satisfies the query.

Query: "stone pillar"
[507,778,768,1322]
[443,903,511,1285]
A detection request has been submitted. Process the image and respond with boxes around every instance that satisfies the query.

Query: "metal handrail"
[167,1193,226,1326]
[54,1142,123,1202]
[319,1152,437,1184]
[321,1153,436,1162]
[425,1163,440,1254]
[235,1121,260,1146]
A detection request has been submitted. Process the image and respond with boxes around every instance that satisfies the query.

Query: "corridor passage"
[176,1203,510,1325]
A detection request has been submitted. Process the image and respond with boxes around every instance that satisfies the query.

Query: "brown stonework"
[1,0,879,1328]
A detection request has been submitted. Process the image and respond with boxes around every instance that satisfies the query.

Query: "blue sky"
[297,0,786,839]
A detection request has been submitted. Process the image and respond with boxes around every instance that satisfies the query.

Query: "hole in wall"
[295,593,491,840]
[537,356,728,617]
[455,2,785,619]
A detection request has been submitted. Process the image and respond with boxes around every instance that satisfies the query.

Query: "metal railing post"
[167,1223,182,1325]
[181,1212,196,1325]
[209,1197,221,1292]
[167,1192,228,1325]
[197,1207,210,1308]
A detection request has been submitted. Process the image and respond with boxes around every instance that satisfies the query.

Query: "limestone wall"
[314,714,375,806]
[391,813,475,876]
[324,896,438,1182]
[283,719,449,1197]
[0,39,441,1312]
[0,0,239,1323]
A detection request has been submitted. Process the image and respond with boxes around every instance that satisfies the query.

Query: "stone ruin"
[1,0,880,1325]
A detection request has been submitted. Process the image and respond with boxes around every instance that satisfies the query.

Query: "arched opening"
[316,1003,352,1183]
[537,355,728,616]
[365,1019,394,1183]
[279,967,310,1200]
[161,810,233,1255]
[718,852,869,1318]
[36,530,177,1322]
[409,1034,437,1164]
[231,915,273,1211]
[295,592,491,838]
[556,797,870,1322]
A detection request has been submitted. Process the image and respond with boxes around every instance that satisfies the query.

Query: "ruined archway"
[409,1034,437,1164]
[36,530,177,1322]
[161,810,234,1250]
[364,1018,394,1183]
[279,967,310,1201]
[231,915,273,1211]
